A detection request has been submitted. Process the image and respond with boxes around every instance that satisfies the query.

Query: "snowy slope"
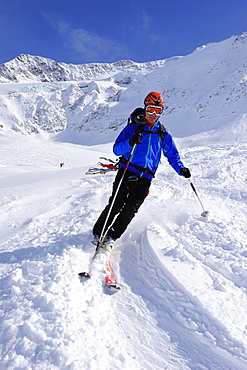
[1,32,247,369]
[1,128,247,369]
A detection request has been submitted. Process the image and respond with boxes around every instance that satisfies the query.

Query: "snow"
[1,33,247,369]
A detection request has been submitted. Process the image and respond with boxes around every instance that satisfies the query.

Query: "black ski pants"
[93,168,151,240]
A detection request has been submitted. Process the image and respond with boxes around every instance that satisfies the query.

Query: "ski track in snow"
[1,136,247,369]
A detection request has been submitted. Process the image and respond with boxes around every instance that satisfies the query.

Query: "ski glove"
[180,168,191,178]
[129,133,142,147]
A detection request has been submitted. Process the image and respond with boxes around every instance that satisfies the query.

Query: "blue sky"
[0,0,246,65]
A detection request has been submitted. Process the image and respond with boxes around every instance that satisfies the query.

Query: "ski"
[85,156,119,175]
[104,260,121,291]
[78,271,91,279]
[85,167,116,175]
[78,249,120,292]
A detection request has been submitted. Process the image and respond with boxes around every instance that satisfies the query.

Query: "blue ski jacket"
[113,114,185,180]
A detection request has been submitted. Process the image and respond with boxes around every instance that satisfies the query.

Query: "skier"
[93,92,191,251]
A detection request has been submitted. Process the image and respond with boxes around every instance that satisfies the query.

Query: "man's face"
[145,110,160,125]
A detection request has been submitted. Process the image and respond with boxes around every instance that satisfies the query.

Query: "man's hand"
[180,168,191,178]
[129,133,142,147]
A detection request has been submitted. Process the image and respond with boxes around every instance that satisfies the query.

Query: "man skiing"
[93,92,191,251]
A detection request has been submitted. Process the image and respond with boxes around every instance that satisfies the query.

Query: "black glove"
[180,168,191,178]
[129,133,142,147]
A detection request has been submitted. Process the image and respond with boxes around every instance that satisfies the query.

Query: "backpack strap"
[158,123,168,142]
[135,123,168,142]
[119,156,155,177]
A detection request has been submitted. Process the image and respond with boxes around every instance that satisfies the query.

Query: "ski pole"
[188,179,209,217]
[97,143,137,249]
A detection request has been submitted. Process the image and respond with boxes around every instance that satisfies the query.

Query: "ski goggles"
[145,105,163,115]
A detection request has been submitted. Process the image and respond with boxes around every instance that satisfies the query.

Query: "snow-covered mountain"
[0,54,166,83]
[0,32,246,141]
[1,33,247,369]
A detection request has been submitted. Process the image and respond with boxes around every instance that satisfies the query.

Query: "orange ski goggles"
[145,105,163,115]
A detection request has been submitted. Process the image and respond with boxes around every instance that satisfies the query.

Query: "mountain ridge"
[0,53,167,84]
[0,32,246,141]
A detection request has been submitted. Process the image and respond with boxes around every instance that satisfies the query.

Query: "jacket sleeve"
[113,125,136,156]
[163,133,185,175]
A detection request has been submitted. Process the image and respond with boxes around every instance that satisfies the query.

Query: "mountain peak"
[0,33,246,140]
